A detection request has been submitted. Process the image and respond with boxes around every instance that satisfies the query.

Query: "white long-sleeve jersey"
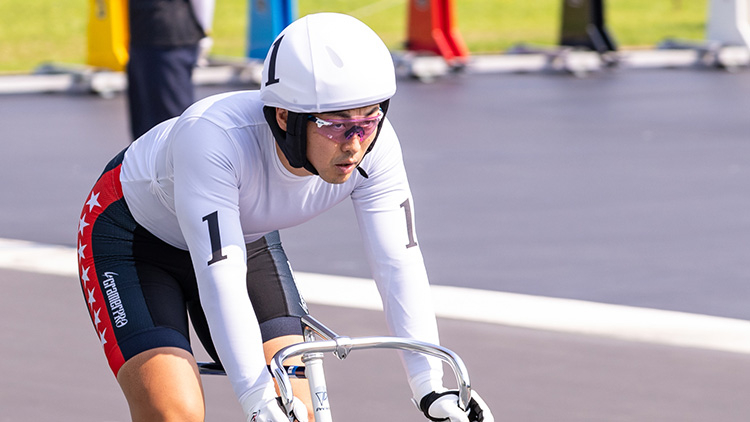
[119,90,443,408]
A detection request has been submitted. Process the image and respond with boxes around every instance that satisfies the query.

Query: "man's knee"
[118,347,205,422]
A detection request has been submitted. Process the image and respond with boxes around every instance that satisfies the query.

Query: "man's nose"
[341,135,362,153]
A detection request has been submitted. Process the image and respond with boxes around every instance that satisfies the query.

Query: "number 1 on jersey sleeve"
[202,211,228,265]
[400,199,418,249]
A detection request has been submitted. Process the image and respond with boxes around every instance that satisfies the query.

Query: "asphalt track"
[1,62,750,421]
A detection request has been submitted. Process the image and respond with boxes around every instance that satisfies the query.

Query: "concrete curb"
[0,46,748,96]
[3,236,750,355]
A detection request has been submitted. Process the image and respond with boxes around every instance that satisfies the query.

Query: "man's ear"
[275,108,289,131]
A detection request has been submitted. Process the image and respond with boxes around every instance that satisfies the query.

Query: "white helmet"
[260,13,397,177]
[260,12,396,113]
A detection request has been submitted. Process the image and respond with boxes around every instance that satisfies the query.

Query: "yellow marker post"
[86,0,130,71]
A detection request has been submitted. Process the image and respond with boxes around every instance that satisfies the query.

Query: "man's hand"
[197,36,213,67]
[419,390,494,422]
[243,386,308,422]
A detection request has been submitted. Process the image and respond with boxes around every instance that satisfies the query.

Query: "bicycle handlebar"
[271,336,472,419]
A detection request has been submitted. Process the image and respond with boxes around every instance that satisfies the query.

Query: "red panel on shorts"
[77,164,127,375]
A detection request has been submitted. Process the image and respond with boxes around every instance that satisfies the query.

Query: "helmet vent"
[326,46,344,68]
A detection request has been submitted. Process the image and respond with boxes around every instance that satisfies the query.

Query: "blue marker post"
[247,0,297,59]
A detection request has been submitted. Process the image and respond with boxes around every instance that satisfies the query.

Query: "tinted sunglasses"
[307,108,384,143]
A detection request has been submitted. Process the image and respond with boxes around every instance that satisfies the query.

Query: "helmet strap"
[365,99,390,156]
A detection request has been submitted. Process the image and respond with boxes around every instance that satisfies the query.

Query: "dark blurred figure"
[127,0,213,140]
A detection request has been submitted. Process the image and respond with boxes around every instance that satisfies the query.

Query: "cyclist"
[77,12,493,422]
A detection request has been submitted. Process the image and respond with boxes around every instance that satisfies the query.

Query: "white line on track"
[2,237,750,355]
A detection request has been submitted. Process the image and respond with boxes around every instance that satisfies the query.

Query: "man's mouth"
[336,162,356,171]
[335,159,359,173]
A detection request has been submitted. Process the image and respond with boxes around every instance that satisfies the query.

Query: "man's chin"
[319,171,352,185]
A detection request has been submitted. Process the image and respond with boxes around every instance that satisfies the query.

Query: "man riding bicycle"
[77,12,492,422]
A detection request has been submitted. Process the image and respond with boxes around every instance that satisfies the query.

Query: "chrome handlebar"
[270,334,472,419]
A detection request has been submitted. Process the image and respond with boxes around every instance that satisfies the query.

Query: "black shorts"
[77,149,308,376]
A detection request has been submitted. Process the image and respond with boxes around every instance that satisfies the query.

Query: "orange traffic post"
[406,0,469,64]
[86,0,130,71]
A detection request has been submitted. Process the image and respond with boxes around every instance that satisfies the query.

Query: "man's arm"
[188,0,215,33]
[353,121,495,422]
[351,122,444,400]
[171,117,274,416]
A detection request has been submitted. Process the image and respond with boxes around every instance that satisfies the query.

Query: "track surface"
[1,66,749,421]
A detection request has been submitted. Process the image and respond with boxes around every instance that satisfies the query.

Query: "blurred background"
[0,0,710,73]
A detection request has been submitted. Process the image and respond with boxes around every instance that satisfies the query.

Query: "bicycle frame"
[199,315,472,422]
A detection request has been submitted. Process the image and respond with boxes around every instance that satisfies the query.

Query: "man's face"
[306,104,381,184]
[274,105,382,184]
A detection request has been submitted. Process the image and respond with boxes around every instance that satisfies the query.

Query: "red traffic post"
[406,0,469,65]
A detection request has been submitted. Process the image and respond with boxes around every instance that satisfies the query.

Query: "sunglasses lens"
[310,111,383,143]
[344,126,367,141]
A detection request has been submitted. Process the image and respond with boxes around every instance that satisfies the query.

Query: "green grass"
[0,0,707,73]
[0,0,88,72]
